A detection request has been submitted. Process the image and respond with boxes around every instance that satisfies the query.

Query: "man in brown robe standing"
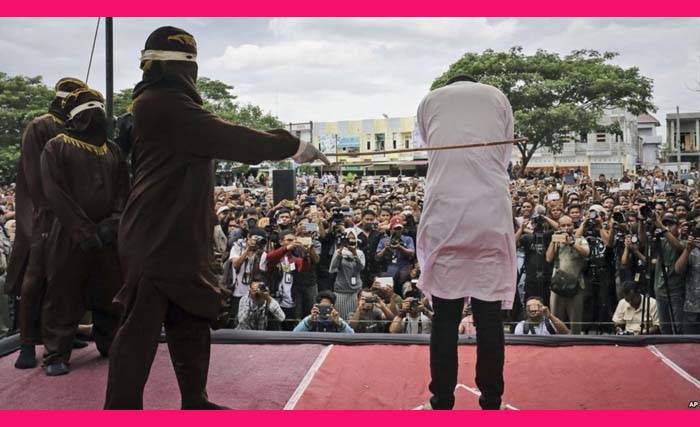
[40,89,128,376]
[104,26,329,409]
[6,77,88,369]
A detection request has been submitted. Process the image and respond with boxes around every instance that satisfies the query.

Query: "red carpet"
[1,343,698,409]
[0,344,324,410]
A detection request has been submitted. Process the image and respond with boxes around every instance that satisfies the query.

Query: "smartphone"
[552,233,568,244]
[305,222,318,233]
[375,277,394,289]
[309,205,318,214]
[297,237,313,247]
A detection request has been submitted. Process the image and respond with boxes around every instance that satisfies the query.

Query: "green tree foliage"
[1,73,288,182]
[0,72,54,182]
[432,47,656,171]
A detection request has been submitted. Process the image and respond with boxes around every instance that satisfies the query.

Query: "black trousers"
[429,296,504,410]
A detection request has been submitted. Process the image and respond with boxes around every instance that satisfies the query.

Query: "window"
[375,133,385,151]
[366,140,371,150]
[596,131,606,143]
[405,139,410,149]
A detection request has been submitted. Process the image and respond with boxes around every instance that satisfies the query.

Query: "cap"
[589,204,607,216]
[390,216,405,229]
[216,206,230,215]
[662,214,678,225]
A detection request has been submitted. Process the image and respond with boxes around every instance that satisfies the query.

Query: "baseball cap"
[662,214,678,225]
[389,216,405,229]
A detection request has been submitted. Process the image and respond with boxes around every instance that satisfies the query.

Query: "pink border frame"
[1,3,699,425]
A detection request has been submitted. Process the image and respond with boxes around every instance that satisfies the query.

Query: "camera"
[363,295,378,304]
[631,235,639,244]
[331,207,345,225]
[251,234,267,249]
[246,217,258,229]
[589,210,597,220]
[409,299,420,310]
[257,283,268,293]
[639,200,656,219]
[318,304,332,320]
[612,211,626,223]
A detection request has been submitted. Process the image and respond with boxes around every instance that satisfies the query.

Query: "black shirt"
[519,231,554,283]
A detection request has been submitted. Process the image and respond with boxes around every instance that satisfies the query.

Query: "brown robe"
[105,84,301,409]
[115,87,300,320]
[40,133,129,364]
[5,113,62,296]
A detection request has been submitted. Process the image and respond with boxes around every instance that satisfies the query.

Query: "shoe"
[14,345,37,369]
[45,362,69,376]
[419,401,433,410]
[73,338,89,349]
[182,401,231,410]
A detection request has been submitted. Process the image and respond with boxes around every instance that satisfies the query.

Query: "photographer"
[576,205,614,334]
[371,276,404,317]
[612,281,659,335]
[330,229,365,319]
[514,297,569,335]
[293,217,322,317]
[649,213,686,334]
[228,228,267,327]
[517,210,555,307]
[293,291,353,333]
[236,281,285,331]
[673,231,700,334]
[227,208,260,250]
[546,215,590,334]
[376,216,415,284]
[260,230,307,330]
[348,289,392,333]
[357,210,383,287]
[389,294,431,334]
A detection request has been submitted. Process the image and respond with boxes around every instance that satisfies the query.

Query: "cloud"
[206,40,378,71]
[269,18,519,44]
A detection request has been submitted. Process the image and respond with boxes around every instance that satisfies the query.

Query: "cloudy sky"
[2,18,700,135]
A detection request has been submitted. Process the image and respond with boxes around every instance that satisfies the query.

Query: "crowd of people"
[3,165,700,337]
[203,166,700,336]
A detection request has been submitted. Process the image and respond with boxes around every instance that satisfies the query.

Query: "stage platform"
[1,332,699,410]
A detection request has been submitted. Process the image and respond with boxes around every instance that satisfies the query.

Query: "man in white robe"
[416,75,516,410]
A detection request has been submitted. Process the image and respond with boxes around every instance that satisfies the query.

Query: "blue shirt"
[293,315,354,333]
[377,234,415,276]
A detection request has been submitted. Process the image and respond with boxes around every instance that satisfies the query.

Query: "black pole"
[105,17,114,135]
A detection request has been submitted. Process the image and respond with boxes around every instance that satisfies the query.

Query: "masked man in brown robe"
[6,78,88,369]
[40,89,129,376]
[104,26,329,409]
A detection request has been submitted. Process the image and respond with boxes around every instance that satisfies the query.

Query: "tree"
[0,72,54,183]
[431,47,656,172]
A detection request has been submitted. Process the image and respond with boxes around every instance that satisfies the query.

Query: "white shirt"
[229,240,258,298]
[415,81,516,307]
[259,252,295,308]
[403,313,432,334]
[514,319,553,335]
[612,295,660,335]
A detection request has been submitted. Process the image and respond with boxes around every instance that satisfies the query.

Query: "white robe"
[415,81,516,308]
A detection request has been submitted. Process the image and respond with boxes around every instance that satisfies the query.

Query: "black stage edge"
[0,334,19,357]
[209,330,700,347]
[2,331,699,358]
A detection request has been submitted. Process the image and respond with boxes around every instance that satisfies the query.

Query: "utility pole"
[105,17,114,136]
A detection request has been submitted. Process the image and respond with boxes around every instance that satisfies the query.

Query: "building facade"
[664,112,700,167]
[311,116,427,174]
[510,109,641,178]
